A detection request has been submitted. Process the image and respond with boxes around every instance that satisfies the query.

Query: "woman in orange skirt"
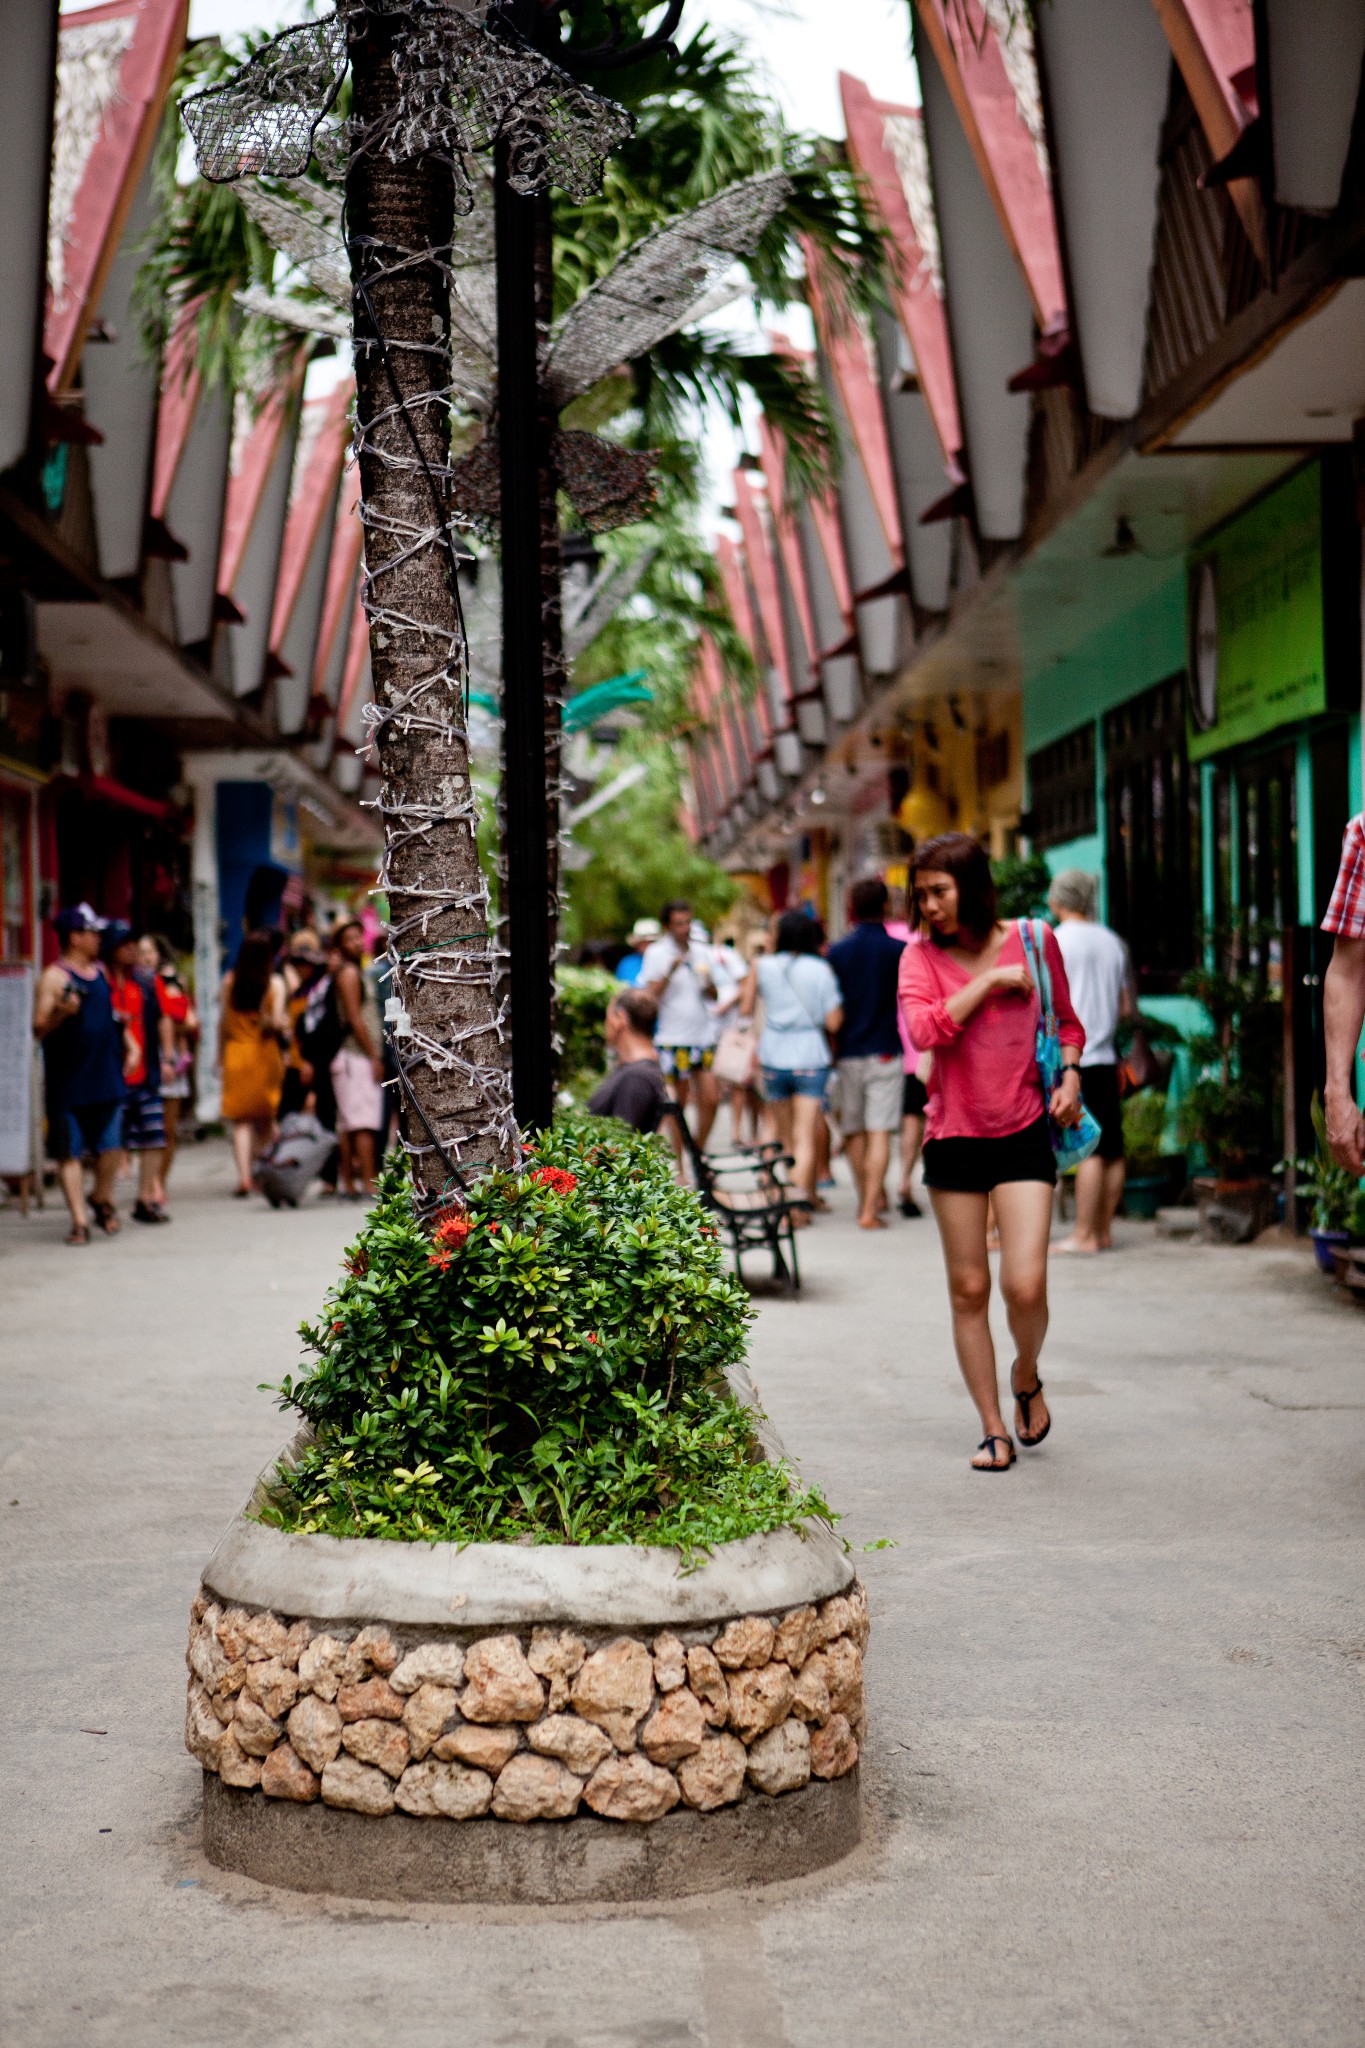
[219,930,288,1197]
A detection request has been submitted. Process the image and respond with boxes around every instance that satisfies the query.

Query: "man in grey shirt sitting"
[587,988,669,1135]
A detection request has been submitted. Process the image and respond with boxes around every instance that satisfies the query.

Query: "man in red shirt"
[1322,812,1365,1174]
[104,924,173,1222]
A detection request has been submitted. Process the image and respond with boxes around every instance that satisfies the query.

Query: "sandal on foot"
[65,1224,90,1246]
[90,1200,120,1236]
[971,1434,1015,1472]
[1012,1370,1051,1447]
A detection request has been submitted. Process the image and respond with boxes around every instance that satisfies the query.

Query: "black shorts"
[902,1072,928,1119]
[922,1114,1057,1194]
[1080,1063,1125,1162]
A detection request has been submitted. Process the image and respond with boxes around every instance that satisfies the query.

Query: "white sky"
[62,0,919,519]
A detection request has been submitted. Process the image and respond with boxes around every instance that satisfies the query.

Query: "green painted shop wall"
[1022,570,1186,756]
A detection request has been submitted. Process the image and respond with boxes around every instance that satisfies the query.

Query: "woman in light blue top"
[740,909,843,1219]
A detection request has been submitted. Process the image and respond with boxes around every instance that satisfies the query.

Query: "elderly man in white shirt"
[1049,869,1135,1254]
[641,899,721,1149]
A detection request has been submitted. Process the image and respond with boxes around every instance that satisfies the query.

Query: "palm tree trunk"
[346,8,516,1198]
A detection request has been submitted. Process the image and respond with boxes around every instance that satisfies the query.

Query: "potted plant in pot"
[1288,1092,1361,1272]
[1120,1087,1179,1219]
[1178,946,1281,1244]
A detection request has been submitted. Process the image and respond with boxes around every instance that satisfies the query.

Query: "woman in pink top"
[899,835,1085,1472]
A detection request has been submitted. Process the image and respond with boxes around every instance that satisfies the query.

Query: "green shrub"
[556,964,619,1087]
[991,852,1053,920]
[1121,1088,1169,1175]
[1289,1091,1359,1234]
[259,1117,832,1550]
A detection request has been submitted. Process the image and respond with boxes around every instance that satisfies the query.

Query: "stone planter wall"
[189,1391,867,1902]
[186,1585,867,1828]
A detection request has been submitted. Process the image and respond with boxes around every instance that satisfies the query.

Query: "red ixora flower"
[434,1213,471,1249]
[532,1166,577,1196]
[427,1248,453,1274]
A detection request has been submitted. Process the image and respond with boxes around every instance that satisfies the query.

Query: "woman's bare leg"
[993,1179,1055,1436]
[899,1113,924,1197]
[929,1189,1010,1463]
[791,1093,822,1207]
[767,1095,799,1213]
[230,1120,253,1195]
[161,1097,180,1190]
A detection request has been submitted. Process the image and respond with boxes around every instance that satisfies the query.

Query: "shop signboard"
[1187,462,1328,763]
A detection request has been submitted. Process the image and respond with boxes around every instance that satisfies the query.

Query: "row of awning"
[0,0,378,840]
[688,0,1365,855]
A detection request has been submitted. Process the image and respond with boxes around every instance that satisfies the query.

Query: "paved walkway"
[2,1141,1363,2046]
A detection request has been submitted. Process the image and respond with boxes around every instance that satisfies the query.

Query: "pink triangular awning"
[149,312,201,518]
[269,379,354,650]
[840,73,962,470]
[312,467,364,694]
[757,337,855,638]
[756,415,819,687]
[732,468,798,725]
[46,0,189,393]
[1151,0,1266,261]
[913,0,1067,334]
[804,248,905,570]
[218,371,305,599]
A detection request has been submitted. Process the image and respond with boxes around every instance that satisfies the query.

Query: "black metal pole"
[495,119,554,1132]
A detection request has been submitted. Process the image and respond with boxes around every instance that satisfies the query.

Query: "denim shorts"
[761,1065,830,1103]
[51,1099,124,1161]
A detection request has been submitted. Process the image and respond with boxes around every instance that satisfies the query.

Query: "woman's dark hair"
[230,930,275,1013]
[911,833,997,939]
[775,908,825,956]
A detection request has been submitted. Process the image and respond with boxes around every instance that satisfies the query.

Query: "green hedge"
[556,964,619,1086]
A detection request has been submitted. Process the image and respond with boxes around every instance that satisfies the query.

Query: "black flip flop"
[1012,1372,1051,1447]
[972,1434,1015,1472]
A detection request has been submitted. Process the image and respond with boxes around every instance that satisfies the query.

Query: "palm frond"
[636,330,834,498]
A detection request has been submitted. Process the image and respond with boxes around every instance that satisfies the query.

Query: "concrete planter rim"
[202,1366,853,1630]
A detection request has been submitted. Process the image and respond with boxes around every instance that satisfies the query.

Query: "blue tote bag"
[1018,919,1102,1171]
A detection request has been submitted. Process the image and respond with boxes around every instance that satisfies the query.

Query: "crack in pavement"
[1245,1390,1365,1411]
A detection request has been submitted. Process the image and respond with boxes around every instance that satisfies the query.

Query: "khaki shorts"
[834,1054,903,1134]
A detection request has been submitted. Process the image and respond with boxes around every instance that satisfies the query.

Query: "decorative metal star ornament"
[182,0,632,205]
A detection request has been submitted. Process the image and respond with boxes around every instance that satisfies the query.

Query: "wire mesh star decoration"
[181,0,633,206]
[226,164,792,531]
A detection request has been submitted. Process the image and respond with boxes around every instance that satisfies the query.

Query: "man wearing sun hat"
[32,904,127,1244]
[615,916,661,987]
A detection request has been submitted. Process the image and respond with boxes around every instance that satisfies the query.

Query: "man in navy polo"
[828,876,906,1229]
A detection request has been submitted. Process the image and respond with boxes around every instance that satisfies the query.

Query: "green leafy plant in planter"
[1120,1087,1178,1217]
[1178,950,1281,1179]
[1122,1087,1168,1177]
[1288,1092,1361,1271]
[260,1117,833,1551]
